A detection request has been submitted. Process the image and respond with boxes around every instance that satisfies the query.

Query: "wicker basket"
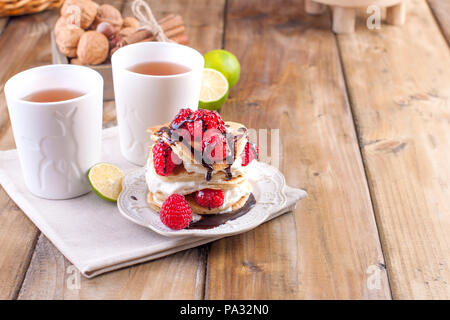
[0,0,63,17]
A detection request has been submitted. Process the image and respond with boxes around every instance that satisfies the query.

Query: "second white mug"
[111,42,204,166]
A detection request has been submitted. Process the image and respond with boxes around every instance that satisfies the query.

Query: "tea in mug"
[22,89,85,103]
[128,61,191,76]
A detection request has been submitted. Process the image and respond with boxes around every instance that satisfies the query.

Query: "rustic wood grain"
[0,17,8,35]
[0,10,59,300]
[205,0,391,299]
[18,235,207,299]
[17,0,226,299]
[428,0,450,45]
[337,0,450,299]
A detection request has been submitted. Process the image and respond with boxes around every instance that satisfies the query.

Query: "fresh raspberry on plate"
[241,142,259,166]
[160,194,192,230]
[195,189,225,209]
[152,142,179,176]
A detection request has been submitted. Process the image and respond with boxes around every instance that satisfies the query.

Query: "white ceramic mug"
[111,42,204,166]
[5,64,103,200]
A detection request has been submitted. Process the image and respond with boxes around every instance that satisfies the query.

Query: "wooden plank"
[428,0,450,45]
[336,0,450,299]
[18,235,207,299]
[0,17,8,35]
[0,10,59,299]
[205,0,391,299]
[0,186,39,299]
[17,0,225,299]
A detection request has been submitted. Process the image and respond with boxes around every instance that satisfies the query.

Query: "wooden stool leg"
[305,0,326,15]
[386,1,406,25]
[332,7,356,34]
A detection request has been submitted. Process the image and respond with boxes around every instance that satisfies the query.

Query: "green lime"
[198,68,229,110]
[88,163,124,202]
[204,49,240,88]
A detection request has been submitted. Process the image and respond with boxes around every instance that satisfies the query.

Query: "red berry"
[241,142,259,166]
[202,132,228,162]
[195,189,224,209]
[152,142,179,176]
[202,110,226,133]
[178,109,226,135]
[186,119,203,139]
[171,108,193,129]
[160,194,192,230]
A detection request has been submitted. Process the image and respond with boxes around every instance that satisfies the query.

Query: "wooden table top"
[0,0,449,300]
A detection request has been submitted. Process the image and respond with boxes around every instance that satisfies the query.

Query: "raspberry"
[171,108,193,129]
[195,189,224,209]
[203,132,228,162]
[241,142,259,166]
[160,194,192,230]
[176,109,226,135]
[152,142,179,176]
[202,110,226,133]
[186,119,203,139]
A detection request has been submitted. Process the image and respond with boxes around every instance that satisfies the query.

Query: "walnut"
[56,24,85,58]
[92,4,123,32]
[61,0,98,29]
[54,14,84,36]
[122,17,140,29]
[76,31,109,65]
[118,27,136,39]
[54,16,69,36]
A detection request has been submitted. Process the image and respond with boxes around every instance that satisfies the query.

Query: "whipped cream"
[216,183,250,211]
[146,161,214,196]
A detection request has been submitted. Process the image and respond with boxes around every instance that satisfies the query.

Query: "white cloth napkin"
[0,127,306,278]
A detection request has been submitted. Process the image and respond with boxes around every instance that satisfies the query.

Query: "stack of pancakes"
[146,121,253,215]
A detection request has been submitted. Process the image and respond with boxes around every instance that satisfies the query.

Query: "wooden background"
[0,0,449,299]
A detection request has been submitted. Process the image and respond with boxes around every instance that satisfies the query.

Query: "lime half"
[88,163,124,202]
[204,49,241,88]
[199,68,229,111]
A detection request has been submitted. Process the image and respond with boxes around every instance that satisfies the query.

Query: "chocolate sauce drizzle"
[188,193,256,229]
[224,166,232,180]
